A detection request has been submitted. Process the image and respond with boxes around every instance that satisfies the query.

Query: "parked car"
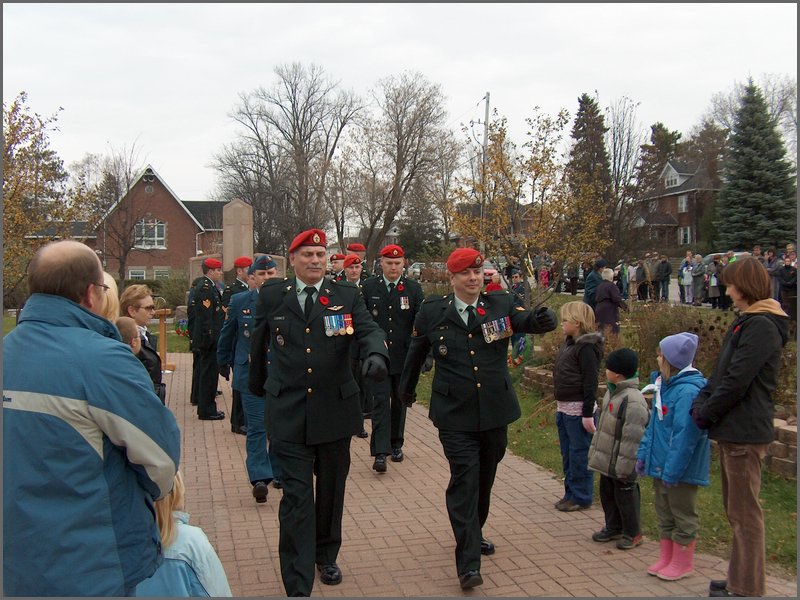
[407,262,425,279]
[702,251,748,265]
[421,262,448,282]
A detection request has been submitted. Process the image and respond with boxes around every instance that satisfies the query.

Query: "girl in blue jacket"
[636,332,709,583]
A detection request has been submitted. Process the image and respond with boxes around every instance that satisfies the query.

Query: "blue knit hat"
[659,332,698,370]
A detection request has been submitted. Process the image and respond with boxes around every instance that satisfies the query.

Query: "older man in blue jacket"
[3,240,181,596]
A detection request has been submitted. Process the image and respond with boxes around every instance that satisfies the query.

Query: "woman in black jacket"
[690,258,790,598]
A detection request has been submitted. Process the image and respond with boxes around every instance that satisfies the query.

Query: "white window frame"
[134,218,166,249]
[678,226,692,245]
[665,175,678,188]
[153,268,171,280]
[128,268,146,280]
[677,195,689,213]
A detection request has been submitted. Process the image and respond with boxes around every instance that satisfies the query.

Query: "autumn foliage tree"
[3,92,82,304]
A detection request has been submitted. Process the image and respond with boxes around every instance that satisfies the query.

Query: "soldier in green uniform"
[248,229,389,597]
[187,274,205,406]
[328,253,345,281]
[190,257,226,420]
[399,247,558,590]
[346,242,370,281]
[342,254,370,438]
[361,244,425,472]
[222,256,253,435]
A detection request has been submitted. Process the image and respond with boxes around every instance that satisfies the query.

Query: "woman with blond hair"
[97,271,120,321]
[135,471,232,597]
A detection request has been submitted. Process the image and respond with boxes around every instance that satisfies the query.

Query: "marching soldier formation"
[183,235,559,596]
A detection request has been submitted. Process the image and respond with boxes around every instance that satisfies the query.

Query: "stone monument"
[222,199,254,271]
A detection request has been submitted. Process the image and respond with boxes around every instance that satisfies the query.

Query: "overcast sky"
[4,3,797,201]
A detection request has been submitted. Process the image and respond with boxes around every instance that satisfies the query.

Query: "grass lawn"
[414,337,798,579]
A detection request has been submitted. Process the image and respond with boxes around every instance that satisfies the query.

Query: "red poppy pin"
[662,406,668,416]
[396,283,405,292]
[733,325,741,333]
[319,295,329,306]
[476,307,486,316]
[609,403,614,412]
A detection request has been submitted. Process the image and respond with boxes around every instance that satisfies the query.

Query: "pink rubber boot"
[657,540,696,581]
[647,538,674,576]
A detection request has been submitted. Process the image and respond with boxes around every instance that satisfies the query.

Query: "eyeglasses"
[137,304,156,312]
[93,282,111,292]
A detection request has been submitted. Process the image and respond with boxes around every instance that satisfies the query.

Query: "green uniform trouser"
[652,479,699,545]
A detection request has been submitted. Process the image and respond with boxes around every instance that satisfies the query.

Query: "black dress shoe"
[390,448,404,462]
[199,412,225,421]
[709,589,744,597]
[272,478,282,489]
[458,570,483,589]
[252,481,269,503]
[216,390,223,396]
[480,538,495,555]
[372,455,387,473]
[356,429,369,438]
[317,563,342,585]
[709,580,727,592]
[236,426,248,435]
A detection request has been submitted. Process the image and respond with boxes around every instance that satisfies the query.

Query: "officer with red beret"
[248,228,389,596]
[360,244,425,472]
[221,255,253,434]
[328,253,346,280]
[399,247,558,590]
[346,242,370,281]
[190,257,226,420]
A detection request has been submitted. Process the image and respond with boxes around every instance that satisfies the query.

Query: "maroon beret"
[380,244,404,258]
[233,256,253,268]
[330,253,346,262]
[343,254,362,268]
[346,242,366,252]
[446,248,484,273]
[288,229,327,253]
[203,257,222,269]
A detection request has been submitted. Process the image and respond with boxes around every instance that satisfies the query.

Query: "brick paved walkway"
[165,353,796,597]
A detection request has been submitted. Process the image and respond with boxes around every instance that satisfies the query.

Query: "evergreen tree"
[634,122,682,196]
[677,120,728,187]
[715,81,796,249]
[566,93,612,207]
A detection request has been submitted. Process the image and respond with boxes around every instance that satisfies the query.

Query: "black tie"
[303,286,316,319]
[466,305,476,329]
[388,282,396,297]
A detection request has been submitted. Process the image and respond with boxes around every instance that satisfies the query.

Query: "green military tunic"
[190,276,224,418]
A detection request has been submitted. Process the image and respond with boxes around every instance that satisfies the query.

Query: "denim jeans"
[241,390,279,482]
[555,412,594,506]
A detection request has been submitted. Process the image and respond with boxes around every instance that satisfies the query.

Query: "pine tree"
[566,93,612,207]
[715,81,796,249]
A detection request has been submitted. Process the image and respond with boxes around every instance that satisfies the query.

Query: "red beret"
[346,242,366,252]
[203,257,222,269]
[446,248,484,273]
[233,256,253,268]
[330,253,346,262]
[380,244,404,258]
[343,254,362,268]
[289,228,327,253]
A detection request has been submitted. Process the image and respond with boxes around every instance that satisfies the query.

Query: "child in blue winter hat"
[636,332,710,582]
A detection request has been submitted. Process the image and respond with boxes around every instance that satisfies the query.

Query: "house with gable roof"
[633,159,720,247]
[84,165,224,280]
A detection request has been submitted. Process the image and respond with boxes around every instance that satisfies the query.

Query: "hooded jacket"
[692,299,790,444]
[3,294,181,596]
[637,368,710,486]
[588,378,649,481]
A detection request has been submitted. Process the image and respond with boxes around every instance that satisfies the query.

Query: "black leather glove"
[401,392,417,407]
[421,352,434,373]
[532,307,557,332]
[690,407,710,430]
[218,364,231,381]
[362,354,388,383]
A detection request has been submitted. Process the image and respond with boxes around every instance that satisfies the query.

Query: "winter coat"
[552,332,604,416]
[637,368,710,486]
[3,294,181,596]
[655,260,672,281]
[691,262,706,300]
[588,378,649,481]
[706,262,720,298]
[594,280,626,327]
[583,269,603,308]
[135,511,232,597]
[692,300,790,444]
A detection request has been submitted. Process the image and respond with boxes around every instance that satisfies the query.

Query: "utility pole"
[479,92,490,255]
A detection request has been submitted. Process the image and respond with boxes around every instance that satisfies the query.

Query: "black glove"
[248,379,265,397]
[362,354,388,383]
[532,307,557,332]
[421,353,434,373]
[218,364,231,381]
[690,407,710,430]
[401,392,417,407]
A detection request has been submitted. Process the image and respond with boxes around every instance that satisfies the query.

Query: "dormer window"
[665,175,678,188]
[134,218,166,249]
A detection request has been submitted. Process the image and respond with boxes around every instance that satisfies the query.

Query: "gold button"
[389,341,393,345]
[477,383,481,388]
[469,351,475,356]
[468,334,473,339]
[306,348,312,353]
[305,328,311,334]
[307,368,312,374]
[473,366,478,372]
[307,388,313,394]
